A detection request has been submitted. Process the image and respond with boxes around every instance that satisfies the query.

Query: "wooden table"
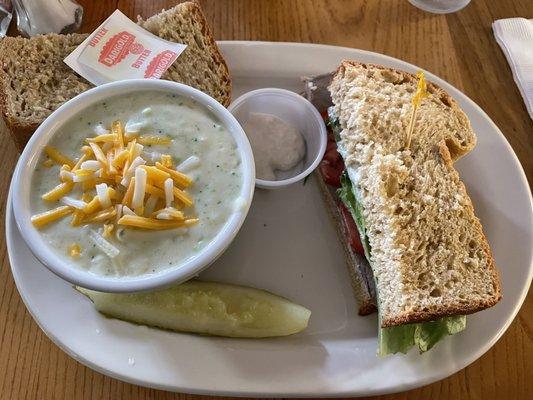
[0,1,531,399]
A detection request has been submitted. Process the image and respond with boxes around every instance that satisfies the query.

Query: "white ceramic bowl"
[12,79,255,293]
[228,88,327,189]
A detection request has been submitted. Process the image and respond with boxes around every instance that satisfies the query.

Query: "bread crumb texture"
[330,61,501,327]
[138,2,231,106]
[0,33,91,125]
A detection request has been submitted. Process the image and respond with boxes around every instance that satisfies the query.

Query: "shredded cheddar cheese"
[32,120,197,233]
[81,179,96,191]
[161,154,173,168]
[121,177,136,207]
[128,141,143,166]
[96,183,111,208]
[172,186,193,207]
[68,243,82,258]
[145,183,165,198]
[164,178,173,207]
[44,146,75,168]
[42,181,74,202]
[81,145,93,156]
[112,149,129,168]
[102,223,114,238]
[72,154,88,172]
[112,120,125,149]
[71,210,84,226]
[155,162,192,187]
[84,196,101,214]
[43,159,54,168]
[131,167,147,214]
[86,134,117,143]
[31,206,73,228]
[89,142,108,170]
[141,165,170,182]
[137,135,172,146]
[144,195,159,216]
[118,215,197,230]
[84,207,116,223]
[59,165,73,182]
[153,207,184,220]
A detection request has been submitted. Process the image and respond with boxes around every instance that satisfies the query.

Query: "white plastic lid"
[228,88,327,189]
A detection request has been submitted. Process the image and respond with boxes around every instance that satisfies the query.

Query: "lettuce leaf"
[379,316,467,356]
[327,107,341,142]
[338,171,371,260]
[379,321,416,356]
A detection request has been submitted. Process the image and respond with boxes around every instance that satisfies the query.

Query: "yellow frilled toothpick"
[405,71,429,149]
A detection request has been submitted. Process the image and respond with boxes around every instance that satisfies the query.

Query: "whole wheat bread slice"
[329,61,501,328]
[0,33,91,149]
[138,2,230,107]
[0,1,230,150]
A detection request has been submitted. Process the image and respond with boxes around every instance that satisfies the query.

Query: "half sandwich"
[310,62,502,355]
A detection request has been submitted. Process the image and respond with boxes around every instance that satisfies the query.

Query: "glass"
[408,0,471,14]
[12,0,82,37]
[0,0,12,37]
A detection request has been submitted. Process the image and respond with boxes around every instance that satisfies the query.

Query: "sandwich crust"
[330,61,501,328]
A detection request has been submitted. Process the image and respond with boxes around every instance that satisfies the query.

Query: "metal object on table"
[12,0,82,37]
[0,0,13,37]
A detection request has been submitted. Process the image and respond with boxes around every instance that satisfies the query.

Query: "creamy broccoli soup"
[31,91,243,277]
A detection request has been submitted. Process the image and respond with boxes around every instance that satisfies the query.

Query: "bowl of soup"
[12,79,255,292]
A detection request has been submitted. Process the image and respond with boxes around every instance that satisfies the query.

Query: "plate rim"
[6,40,533,397]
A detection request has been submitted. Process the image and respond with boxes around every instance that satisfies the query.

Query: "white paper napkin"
[493,18,533,120]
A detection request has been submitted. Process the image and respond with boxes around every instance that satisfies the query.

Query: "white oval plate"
[6,42,533,397]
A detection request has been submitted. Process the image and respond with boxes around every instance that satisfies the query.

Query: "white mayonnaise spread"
[242,113,305,180]
[31,91,243,277]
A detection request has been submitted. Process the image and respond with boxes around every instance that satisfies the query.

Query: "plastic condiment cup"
[228,88,327,189]
[12,79,255,293]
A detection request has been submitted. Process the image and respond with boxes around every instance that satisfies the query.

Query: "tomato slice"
[319,137,344,187]
[320,113,365,257]
[326,140,337,153]
[339,202,365,256]
[319,162,341,187]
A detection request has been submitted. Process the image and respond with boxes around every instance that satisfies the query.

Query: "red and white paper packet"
[64,10,187,85]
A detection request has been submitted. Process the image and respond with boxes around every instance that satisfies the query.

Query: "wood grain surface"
[1,1,532,399]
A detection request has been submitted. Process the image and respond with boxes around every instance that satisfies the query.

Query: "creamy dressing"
[31,91,243,277]
[243,113,305,180]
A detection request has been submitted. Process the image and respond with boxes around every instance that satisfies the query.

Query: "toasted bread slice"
[137,1,231,106]
[0,33,91,149]
[0,2,231,150]
[330,61,501,327]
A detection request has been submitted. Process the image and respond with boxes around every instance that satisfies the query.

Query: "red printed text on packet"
[64,10,187,86]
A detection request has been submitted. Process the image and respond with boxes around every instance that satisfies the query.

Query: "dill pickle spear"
[77,281,311,338]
